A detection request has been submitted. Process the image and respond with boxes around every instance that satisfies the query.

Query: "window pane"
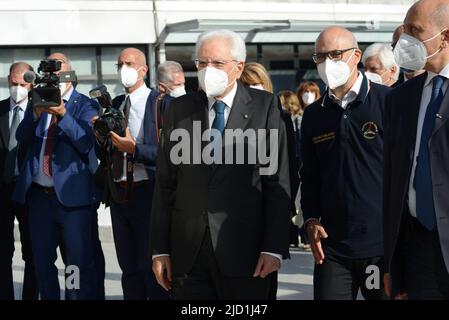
[50,47,97,76]
[0,48,46,98]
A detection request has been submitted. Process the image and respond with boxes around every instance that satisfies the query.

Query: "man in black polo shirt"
[300,26,390,300]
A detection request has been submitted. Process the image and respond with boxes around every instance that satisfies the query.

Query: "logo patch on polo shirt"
[312,132,336,144]
[361,121,378,139]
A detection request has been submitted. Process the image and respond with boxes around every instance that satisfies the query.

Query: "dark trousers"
[61,206,105,300]
[0,182,38,300]
[393,215,449,299]
[314,253,385,300]
[110,181,167,300]
[27,184,97,300]
[172,228,272,300]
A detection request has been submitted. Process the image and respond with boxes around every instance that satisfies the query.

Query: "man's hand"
[253,253,281,278]
[152,256,172,291]
[47,100,67,117]
[91,116,105,145]
[110,128,136,154]
[306,220,328,264]
[384,273,408,300]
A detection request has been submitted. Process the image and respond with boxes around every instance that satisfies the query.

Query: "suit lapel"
[224,82,253,131]
[405,73,427,157]
[0,100,10,148]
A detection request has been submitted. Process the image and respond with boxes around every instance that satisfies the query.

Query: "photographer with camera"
[13,53,100,300]
[0,62,38,300]
[94,47,167,300]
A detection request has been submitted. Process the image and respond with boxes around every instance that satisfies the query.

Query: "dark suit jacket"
[13,90,100,207]
[384,72,449,275]
[150,81,291,277]
[0,98,28,186]
[280,108,300,212]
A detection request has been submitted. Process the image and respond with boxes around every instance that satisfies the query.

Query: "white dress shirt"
[117,84,151,182]
[9,97,28,176]
[207,81,237,128]
[33,87,74,187]
[328,72,364,109]
[408,64,449,218]
[154,82,282,264]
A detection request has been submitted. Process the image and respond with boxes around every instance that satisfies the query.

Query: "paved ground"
[12,236,314,300]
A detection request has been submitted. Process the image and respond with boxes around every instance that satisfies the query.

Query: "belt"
[117,180,150,189]
[32,182,56,195]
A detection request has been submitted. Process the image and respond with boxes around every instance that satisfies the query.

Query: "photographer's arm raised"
[56,99,100,155]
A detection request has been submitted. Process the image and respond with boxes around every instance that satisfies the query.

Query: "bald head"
[118,48,147,67]
[117,47,148,93]
[47,52,72,72]
[8,62,33,89]
[401,0,449,73]
[315,26,359,53]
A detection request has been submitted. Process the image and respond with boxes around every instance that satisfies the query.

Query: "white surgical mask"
[9,85,29,103]
[169,85,186,98]
[393,30,446,71]
[198,66,235,97]
[250,84,265,90]
[119,65,140,88]
[317,49,355,90]
[301,92,316,106]
[364,71,384,84]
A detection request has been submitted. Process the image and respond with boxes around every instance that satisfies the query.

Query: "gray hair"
[362,43,399,81]
[195,29,246,62]
[157,61,184,84]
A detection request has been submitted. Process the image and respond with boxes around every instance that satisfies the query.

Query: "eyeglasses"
[312,48,357,64]
[194,59,238,69]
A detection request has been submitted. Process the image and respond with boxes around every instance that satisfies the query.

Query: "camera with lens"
[89,85,127,142]
[25,59,77,108]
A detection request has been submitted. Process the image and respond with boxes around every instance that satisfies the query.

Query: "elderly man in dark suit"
[384,0,449,299]
[0,62,38,300]
[150,29,291,300]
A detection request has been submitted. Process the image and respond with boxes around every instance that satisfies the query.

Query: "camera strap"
[155,93,166,143]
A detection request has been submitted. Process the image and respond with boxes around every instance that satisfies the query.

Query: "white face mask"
[169,85,186,98]
[250,84,265,90]
[393,30,445,71]
[119,65,140,88]
[301,92,316,106]
[364,71,384,84]
[197,66,235,97]
[317,49,355,90]
[9,85,29,103]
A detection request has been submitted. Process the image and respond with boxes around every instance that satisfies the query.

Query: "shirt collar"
[327,72,364,109]
[208,81,238,110]
[62,86,75,102]
[126,83,151,106]
[424,63,449,88]
[9,96,29,112]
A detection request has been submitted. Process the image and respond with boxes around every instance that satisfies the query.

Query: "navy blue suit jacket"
[13,90,100,207]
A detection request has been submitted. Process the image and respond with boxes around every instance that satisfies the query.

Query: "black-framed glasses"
[194,59,238,69]
[312,48,357,64]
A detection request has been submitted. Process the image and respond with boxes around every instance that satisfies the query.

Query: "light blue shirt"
[33,87,74,187]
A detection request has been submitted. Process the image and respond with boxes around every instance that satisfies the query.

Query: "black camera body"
[89,85,127,142]
[28,59,77,108]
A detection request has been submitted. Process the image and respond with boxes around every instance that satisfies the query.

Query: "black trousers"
[172,228,272,300]
[110,181,168,300]
[0,182,38,300]
[314,253,385,300]
[393,215,449,300]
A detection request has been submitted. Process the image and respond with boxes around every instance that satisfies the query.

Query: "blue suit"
[14,89,100,300]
